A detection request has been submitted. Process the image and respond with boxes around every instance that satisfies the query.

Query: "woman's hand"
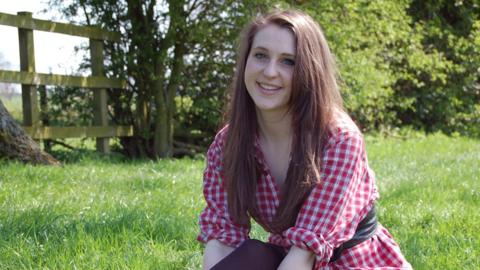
[203,239,234,270]
[277,246,315,270]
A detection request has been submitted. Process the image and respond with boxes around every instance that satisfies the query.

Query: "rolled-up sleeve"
[197,132,250,247]
[282,131,377,264]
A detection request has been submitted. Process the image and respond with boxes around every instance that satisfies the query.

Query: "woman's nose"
[263,60,279,78]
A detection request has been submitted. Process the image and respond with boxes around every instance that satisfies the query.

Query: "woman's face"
[244,24,296,115]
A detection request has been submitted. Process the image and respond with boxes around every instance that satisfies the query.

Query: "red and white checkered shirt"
[198,117,411,269]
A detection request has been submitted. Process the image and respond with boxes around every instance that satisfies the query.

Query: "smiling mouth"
[257,82,282,91]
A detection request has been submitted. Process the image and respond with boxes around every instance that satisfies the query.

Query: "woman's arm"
[277,246,315,270]
[199,130,250,269]
[203,239,235,270]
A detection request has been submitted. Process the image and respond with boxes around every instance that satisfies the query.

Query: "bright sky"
[0,0,87,76]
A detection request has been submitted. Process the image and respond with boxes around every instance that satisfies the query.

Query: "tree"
[405,0,480,136]
[0,100,60,165]
[47,0,273,158]
[0,50,58,165]
[290,0,480,136]
[47,0,480,154]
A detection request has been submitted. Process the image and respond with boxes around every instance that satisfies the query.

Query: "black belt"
[329,205,378,262]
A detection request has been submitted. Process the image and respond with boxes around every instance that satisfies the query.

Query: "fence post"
[17,12,40,129]
[89,38,109,153]
[39,84,52,151]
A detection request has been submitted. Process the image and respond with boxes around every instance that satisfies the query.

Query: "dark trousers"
[211,239,287,270]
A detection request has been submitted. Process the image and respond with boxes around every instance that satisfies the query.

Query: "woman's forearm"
[277,246,315,270]
[203,239,235,270]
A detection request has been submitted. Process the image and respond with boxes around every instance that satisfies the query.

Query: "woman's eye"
[254,52,267,59]
[282,58,295,66]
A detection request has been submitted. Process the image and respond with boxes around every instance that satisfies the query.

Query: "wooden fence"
[0,11,132,153]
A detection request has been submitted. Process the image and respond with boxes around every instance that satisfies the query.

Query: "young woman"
[197,9,412,270]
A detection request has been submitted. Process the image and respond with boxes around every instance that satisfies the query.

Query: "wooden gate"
[0,11,132,153]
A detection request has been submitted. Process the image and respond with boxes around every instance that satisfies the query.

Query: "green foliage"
[0,135,479,269]
[46,0,281,156]
[176,0,276,144]
[295,0,480,136]
[45,0,480,157]
[159,0,480,142]
[302,0,409,131]
[47,86,94,126]
[400,0,480,136]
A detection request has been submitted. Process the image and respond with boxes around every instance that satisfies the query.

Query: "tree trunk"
[127,0,157,158]
[153,0,187,158]
[0,100,59,165]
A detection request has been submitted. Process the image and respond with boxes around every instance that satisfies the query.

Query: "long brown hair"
[223,9,344,233]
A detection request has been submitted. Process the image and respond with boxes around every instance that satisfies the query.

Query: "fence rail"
[0,11,131,153]
[24,126,133,140]
[0,70,127,89]
[0,12,120,41]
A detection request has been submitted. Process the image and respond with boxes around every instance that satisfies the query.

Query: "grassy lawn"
[0,133,478,269]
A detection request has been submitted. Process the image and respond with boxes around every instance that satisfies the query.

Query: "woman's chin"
[253,103,288,114]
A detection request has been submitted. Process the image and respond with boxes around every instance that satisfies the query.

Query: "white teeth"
[258,83,280,90]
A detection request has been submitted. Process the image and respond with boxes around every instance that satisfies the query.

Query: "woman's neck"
[256,109,293,143]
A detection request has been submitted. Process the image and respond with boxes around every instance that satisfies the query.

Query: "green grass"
[365,134,480,269]
[0,133,479,269]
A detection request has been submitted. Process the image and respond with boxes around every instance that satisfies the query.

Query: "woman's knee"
[236,239,285,260]
[211,239,285,270]
[238,239,265,251]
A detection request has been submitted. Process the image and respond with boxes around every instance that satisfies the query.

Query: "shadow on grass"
[48,148,127,164]
[1,204,198,251]
[47,147,204,165]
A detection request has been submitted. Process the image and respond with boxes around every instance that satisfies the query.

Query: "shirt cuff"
[197,229,247,248]
[283,227,334,262]
[197,210,249,248]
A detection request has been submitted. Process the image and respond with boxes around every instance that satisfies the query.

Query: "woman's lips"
[256,82,282,95]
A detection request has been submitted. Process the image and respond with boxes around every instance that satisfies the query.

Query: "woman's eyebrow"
[281,53,295,58]
[252,46,268,51]
[252,46,295,57]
